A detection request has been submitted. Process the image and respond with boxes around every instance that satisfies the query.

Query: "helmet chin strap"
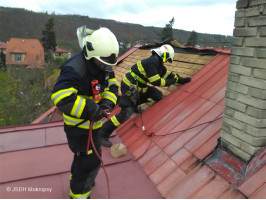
[93,58,113,72]
[99,64,113,72]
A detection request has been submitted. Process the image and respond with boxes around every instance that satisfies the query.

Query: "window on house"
[14,53,22,62]
[35,55,39,60]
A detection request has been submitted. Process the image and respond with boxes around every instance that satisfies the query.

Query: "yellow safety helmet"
[152,44,175,63]
[83,27,119,66]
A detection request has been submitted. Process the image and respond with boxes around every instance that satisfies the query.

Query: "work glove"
[100,99,113,113]
[176,74,191,84]
[168,78,177,86]
[100,104,112,114]
[90,106,107,121]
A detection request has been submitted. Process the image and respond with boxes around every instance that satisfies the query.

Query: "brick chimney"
[220,0,266,162]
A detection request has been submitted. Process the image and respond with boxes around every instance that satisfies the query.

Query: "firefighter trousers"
[64,125,102,199]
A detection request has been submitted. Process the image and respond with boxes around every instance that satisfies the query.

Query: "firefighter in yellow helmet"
[100,44,191,147]
[51,26,119,199]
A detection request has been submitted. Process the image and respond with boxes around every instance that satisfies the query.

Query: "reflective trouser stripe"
[110,115,120,127]
[69,189,91,199]
[87,150,93,155]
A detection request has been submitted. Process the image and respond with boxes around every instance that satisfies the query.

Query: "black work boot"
[100,137,112,147]
[134,106,143,114]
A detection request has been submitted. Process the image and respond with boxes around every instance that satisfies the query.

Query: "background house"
[0,41,7,65]
[0,41,7,54]
[53,47,71,60]
[5,38,44,69]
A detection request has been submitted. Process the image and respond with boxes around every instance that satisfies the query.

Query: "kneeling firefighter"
[100,44,191,147]
[51,26,119,199]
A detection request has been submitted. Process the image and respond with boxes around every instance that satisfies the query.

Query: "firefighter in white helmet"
[100,44,191,147]
[51,26,119,199]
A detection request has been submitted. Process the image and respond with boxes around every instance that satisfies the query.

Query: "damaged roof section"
[114,43,215,111]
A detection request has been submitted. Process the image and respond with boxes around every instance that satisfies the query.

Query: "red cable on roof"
[135,116,223,160]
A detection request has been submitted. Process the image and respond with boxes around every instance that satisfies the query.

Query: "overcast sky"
[1,0,237,36]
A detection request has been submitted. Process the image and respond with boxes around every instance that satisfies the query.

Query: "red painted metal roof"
[114,52,266,198]
[0,122,162,199]
[1,46,265,199]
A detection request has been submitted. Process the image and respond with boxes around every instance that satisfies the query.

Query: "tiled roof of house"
[5,38,44,68]
[0,44,265,199]
[0,41,7,49]
[56,47,70,53]
[9,46,27,53]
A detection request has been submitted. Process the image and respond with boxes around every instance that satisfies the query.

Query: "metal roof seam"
[130,115,223,170]
[155,116,223,137]
[0,171,70,185]
[0,121,63,134]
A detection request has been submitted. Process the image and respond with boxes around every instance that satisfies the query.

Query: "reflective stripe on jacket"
[63,113,103,130]
[51,51,119,130]
[125,54,177,89]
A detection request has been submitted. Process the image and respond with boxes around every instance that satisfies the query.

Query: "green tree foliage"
[0,62,59,127]
[161,17,175,42]
[0,51,6,70]
[0,69,21,126]
[186,30,198,46]
[41,17,57,53]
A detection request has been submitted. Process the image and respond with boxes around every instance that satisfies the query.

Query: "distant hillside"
[0,7,233,54]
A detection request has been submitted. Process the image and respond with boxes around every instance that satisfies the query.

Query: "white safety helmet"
[83,27,119,66]
[151,44,175,63]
